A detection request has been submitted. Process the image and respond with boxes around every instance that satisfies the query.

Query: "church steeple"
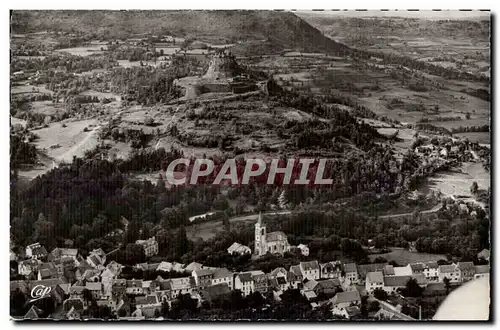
[255,211,266,256]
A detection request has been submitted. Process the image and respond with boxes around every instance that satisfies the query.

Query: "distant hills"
[11,10,349,55]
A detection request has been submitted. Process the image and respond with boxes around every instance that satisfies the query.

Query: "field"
[454,132,490,144]
[369,247,447,265]
[422,162,490,206]
[31,119,101,163]
[55,45,107,56]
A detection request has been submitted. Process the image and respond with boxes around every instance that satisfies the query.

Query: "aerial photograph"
[9,10,490,321]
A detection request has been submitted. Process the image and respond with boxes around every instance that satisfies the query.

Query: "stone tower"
[203,49,240,80]
[254,212,266,256]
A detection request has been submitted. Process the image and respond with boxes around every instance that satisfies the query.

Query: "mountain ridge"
[11,10,349,55]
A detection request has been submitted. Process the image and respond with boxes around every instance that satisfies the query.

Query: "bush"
[373,288,388,301]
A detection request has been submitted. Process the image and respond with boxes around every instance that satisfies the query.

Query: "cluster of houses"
[11,239,490,320]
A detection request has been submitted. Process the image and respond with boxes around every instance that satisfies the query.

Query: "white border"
[1,1,498,329]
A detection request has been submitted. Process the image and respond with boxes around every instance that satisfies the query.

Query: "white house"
[330,290,361,309]
[135,237,159,257]
[438,264,461,283]
[423,262,439,283]
[365,271,384,293]
[297,244,310,256]
[26,243,48,260]
[211,268,234,290]
[234,273,255,297]
[299,261,320,281]
[343,263,359,283]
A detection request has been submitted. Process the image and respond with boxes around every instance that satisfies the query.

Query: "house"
[297,244,310,256]
[65,306,81,320]
[18,259,41,277]
[69,283,86,299]
[270,267,288,279]
[299,261,320,281]
[383,275,427,294]
[383,265,395,276]
[287,271,303,290]
[135,237,159,257]
[234,273,254,296]
[365,271,384,293]
[25,243,48,260]
[393,265,413,276]
[409,263,425,276]
[53,257,75,276]
[24,305,42,319]
[112,279,127,296]
[200,283,231,303]
[156,261,185,273]
[76,268,101,282]
[135,294,162,318]
[474,265,489,280]
[169,277,194,298]
[101,261,122,281]
[86,249,106,269]
[330,290,361,309]
[457,262,476,282]
[477,249,490,262]
[300,279,318,296]
[49,248,78,262]
[314,279,341,297]
[343,263,359,283]
[270,276,289,292]
[253,273,269,294]
[126,280,145,295]
[423,262,439,282]
[254,212,290,256]
[357,263,387,283]
[184,262,204,272]
[320,262,342,279]
[212,268,233,290]
[38,262,59,280]
[192,268,215,288]
[438,264,460,283]
[331,305,361,319]
[86,282,104,300]
[227,242,252,255]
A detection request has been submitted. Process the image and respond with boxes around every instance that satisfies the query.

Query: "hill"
[11,10,349,55]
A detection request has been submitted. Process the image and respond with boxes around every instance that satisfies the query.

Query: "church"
[254,212,291,256]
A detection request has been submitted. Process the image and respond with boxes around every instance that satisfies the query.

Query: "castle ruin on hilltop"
[175,49,259,99]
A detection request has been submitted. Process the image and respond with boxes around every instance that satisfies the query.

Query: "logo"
[29,285,52,303]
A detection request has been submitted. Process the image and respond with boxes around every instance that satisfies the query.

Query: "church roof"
[266,231,287,242]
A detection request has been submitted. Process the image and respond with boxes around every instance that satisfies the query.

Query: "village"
[11,212,491,320]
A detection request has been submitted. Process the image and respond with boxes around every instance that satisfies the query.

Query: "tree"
[470,181,479,195]
[368,300,381,312]
[403,278,423,297]
[443,277,451,294]
[373,288,388,301]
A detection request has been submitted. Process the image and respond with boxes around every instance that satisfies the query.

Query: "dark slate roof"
[410,263,425,272]
[237,273,253,283]
[331,290,361,305]
[343,263,357,273]
[300,260,320,271]
[457,262,475,271]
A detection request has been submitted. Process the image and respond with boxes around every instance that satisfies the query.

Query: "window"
[261,228,265,235]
